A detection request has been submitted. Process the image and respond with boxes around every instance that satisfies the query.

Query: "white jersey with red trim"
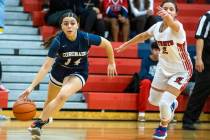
[147,21,193,74]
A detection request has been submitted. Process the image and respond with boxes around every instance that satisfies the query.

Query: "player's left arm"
[166,17,180,32]
[157,7,180,32]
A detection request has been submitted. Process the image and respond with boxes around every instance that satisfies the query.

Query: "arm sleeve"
[47,37,60,58]
[86,33,102,46]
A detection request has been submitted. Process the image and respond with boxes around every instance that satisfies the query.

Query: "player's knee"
[56,94,69,102]
[159,100,169,108]
[148,95,159,106]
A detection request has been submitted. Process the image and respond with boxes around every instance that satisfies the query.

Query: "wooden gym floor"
[0,120,210,140]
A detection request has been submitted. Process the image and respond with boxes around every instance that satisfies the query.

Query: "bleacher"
[1,0,210,120]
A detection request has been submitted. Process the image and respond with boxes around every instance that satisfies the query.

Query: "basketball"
[12,99,36,121]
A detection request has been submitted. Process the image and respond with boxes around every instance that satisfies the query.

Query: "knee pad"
[159,91,177,121]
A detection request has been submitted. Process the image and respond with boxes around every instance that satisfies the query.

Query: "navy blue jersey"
[48,31,101,71]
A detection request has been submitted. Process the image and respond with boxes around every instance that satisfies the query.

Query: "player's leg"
[147,69,169,139]
[29,75,83,139]
[153,72,189,139]
[28,82,61,140]
[41,82,61,122]
[43,82,61,109]
[40,75,84,121]
[148,87,164,106]
[159,86,179,124]
[148,66,166,107]
[152,87,178,140]
[160,72,190,125]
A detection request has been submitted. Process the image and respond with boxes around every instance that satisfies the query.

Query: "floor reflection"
[0,120,209,140]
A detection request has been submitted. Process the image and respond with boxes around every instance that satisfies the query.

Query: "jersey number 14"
[64,58,81,66]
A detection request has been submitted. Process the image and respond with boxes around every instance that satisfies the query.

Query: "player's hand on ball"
[18,88,32,100]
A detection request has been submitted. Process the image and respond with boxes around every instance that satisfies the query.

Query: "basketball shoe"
[28,118,50,140]
[153,125,167,139]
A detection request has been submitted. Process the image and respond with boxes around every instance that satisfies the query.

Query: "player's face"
[61,17,79,36]
[162,2,177,18]
[152,48,160,57]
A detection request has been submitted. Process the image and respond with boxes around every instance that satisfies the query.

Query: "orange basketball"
[12,99,36,121]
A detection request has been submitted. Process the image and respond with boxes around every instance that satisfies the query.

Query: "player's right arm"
[115,31,152,53]
[19,36,60,100]
[115,21,156,53]
[19,57,54,100]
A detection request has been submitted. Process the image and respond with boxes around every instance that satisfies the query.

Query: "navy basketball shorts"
[49,64,88,87]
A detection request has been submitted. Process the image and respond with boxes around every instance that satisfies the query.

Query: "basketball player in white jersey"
[115,0,193,139]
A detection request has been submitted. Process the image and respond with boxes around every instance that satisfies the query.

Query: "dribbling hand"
[18,88,32,101]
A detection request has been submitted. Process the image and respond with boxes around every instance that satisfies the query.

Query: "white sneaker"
[138,112,146,122]
[28,127,41,140]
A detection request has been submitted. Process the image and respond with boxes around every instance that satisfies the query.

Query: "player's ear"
[61,23,64,31]
[77,23,79,29]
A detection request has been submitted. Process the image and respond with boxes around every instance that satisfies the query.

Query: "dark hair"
[43,12,79,48]
[151,42,159,50]
[59,12,79,27]
[160,0,178,12]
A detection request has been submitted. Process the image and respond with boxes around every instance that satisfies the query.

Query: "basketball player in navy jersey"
[18,12,117,139]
